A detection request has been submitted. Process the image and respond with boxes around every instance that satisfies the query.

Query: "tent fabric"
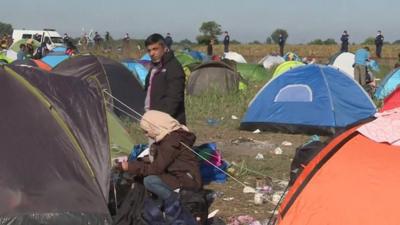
[187,61,241,96]
[53,55,146,116]
[107,110,135,157]
[175,52,199,67]
[236,63,271,81]
[186,50,207,61]
[381,87,400,112]
[41,54,69,67]
[223,51,247,63]
[0,66,111,224]
[357,108,400,146]
[375,69,400,100]
[8,64,111,200]
[241,64,376,134]
[283,52,301,61]
[52,46,67,52]
[140,53,151,61]
[11,59,52,71]
[272,61,304,78]
[258,55,285,69]
[278,126,400,225]
[122,59,149,86]
[331,52,355,78]
[0,53,13,64]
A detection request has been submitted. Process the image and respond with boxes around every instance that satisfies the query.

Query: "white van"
[12,28,64,49]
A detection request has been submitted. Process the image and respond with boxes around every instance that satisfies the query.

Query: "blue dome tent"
[122,59,149,86]
[375,68,400,100]
[240,65,376,134]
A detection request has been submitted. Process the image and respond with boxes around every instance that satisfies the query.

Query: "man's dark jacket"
[144,51,186,124]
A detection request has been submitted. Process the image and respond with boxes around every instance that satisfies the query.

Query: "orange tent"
[278,126,400,225]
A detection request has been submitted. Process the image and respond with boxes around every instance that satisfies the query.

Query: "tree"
[266,37,272,44]
[393,40,400,45]
[0,21,13,36]
[250,40,261,45]
[308,38,337,45]
[179,39,194,45]
[323,38,337,45]
[230,39,241,44]
[308,39,323,45]
[196,21,222,44]
[270,29,288,44]
[362,37,375,45]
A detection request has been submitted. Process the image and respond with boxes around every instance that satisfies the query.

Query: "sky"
[1,0,398,44]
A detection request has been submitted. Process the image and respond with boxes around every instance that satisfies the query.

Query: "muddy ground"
[190,123,319,223]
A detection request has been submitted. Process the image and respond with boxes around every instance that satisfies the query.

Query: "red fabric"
[381,87,400,112]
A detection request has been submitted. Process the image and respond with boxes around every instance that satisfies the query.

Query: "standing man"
[223,31,230,53]
[354,47,370,87]
[207,38,214,60]
[165,33,173,50]
[105,31,111,51]
[375,30,384,58]
[278,33,286,56]
[144,33,186,125]
[93,32,102,50]
[63,33,70,45]
[340,30,349,52]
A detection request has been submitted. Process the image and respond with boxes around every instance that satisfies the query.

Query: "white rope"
[103,90,253,188]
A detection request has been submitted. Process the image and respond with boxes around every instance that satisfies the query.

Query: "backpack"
[289,140,326,186]
[179,189,213,225]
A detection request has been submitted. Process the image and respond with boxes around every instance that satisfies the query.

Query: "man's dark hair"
[19,44,26,49]
[364,46,370,51]
[145,33,165,47]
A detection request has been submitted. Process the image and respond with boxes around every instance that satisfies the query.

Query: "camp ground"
[2,2,400,223]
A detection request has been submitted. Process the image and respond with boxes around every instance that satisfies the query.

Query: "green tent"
[175,52,199,67]
[272,61,304,79]
[0,52,12,64]
[107,111,135,157]
[237,63,271,82]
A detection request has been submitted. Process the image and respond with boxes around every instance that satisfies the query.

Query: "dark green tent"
[54,55,146,117]
[1,65,112,224]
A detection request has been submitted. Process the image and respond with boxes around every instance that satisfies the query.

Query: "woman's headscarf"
[140,110,189,142]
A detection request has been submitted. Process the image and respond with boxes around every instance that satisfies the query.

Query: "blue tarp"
[41,54,70,68]
[140,53,151,61]
[241,64,376,133]
[375,69,400,100]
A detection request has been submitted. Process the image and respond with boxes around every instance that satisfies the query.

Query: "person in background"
[394,53,400,69]
[17,44,27,60]
[63,33,70,45]
[207,38,214,60]
[165,33,173,50]
[278,33,286,56]
[25,39,35,59]
[354,47,370,87]
[375,30,384,58]
[223,31,230,53]
[93,32,102,50]
[144,33,186,125]
[105,31,111,51]
[340,30,349,52]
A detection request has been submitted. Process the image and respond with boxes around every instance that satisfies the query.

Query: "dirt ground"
[191,123,315,223]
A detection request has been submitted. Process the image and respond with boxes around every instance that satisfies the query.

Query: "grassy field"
[107,43,396,221]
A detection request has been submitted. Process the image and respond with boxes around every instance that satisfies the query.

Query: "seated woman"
[116,110,202,202]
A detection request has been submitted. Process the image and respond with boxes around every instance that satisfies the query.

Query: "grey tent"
[187,61,242,96]
[54,55,146,117]
[0,65,111,224]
